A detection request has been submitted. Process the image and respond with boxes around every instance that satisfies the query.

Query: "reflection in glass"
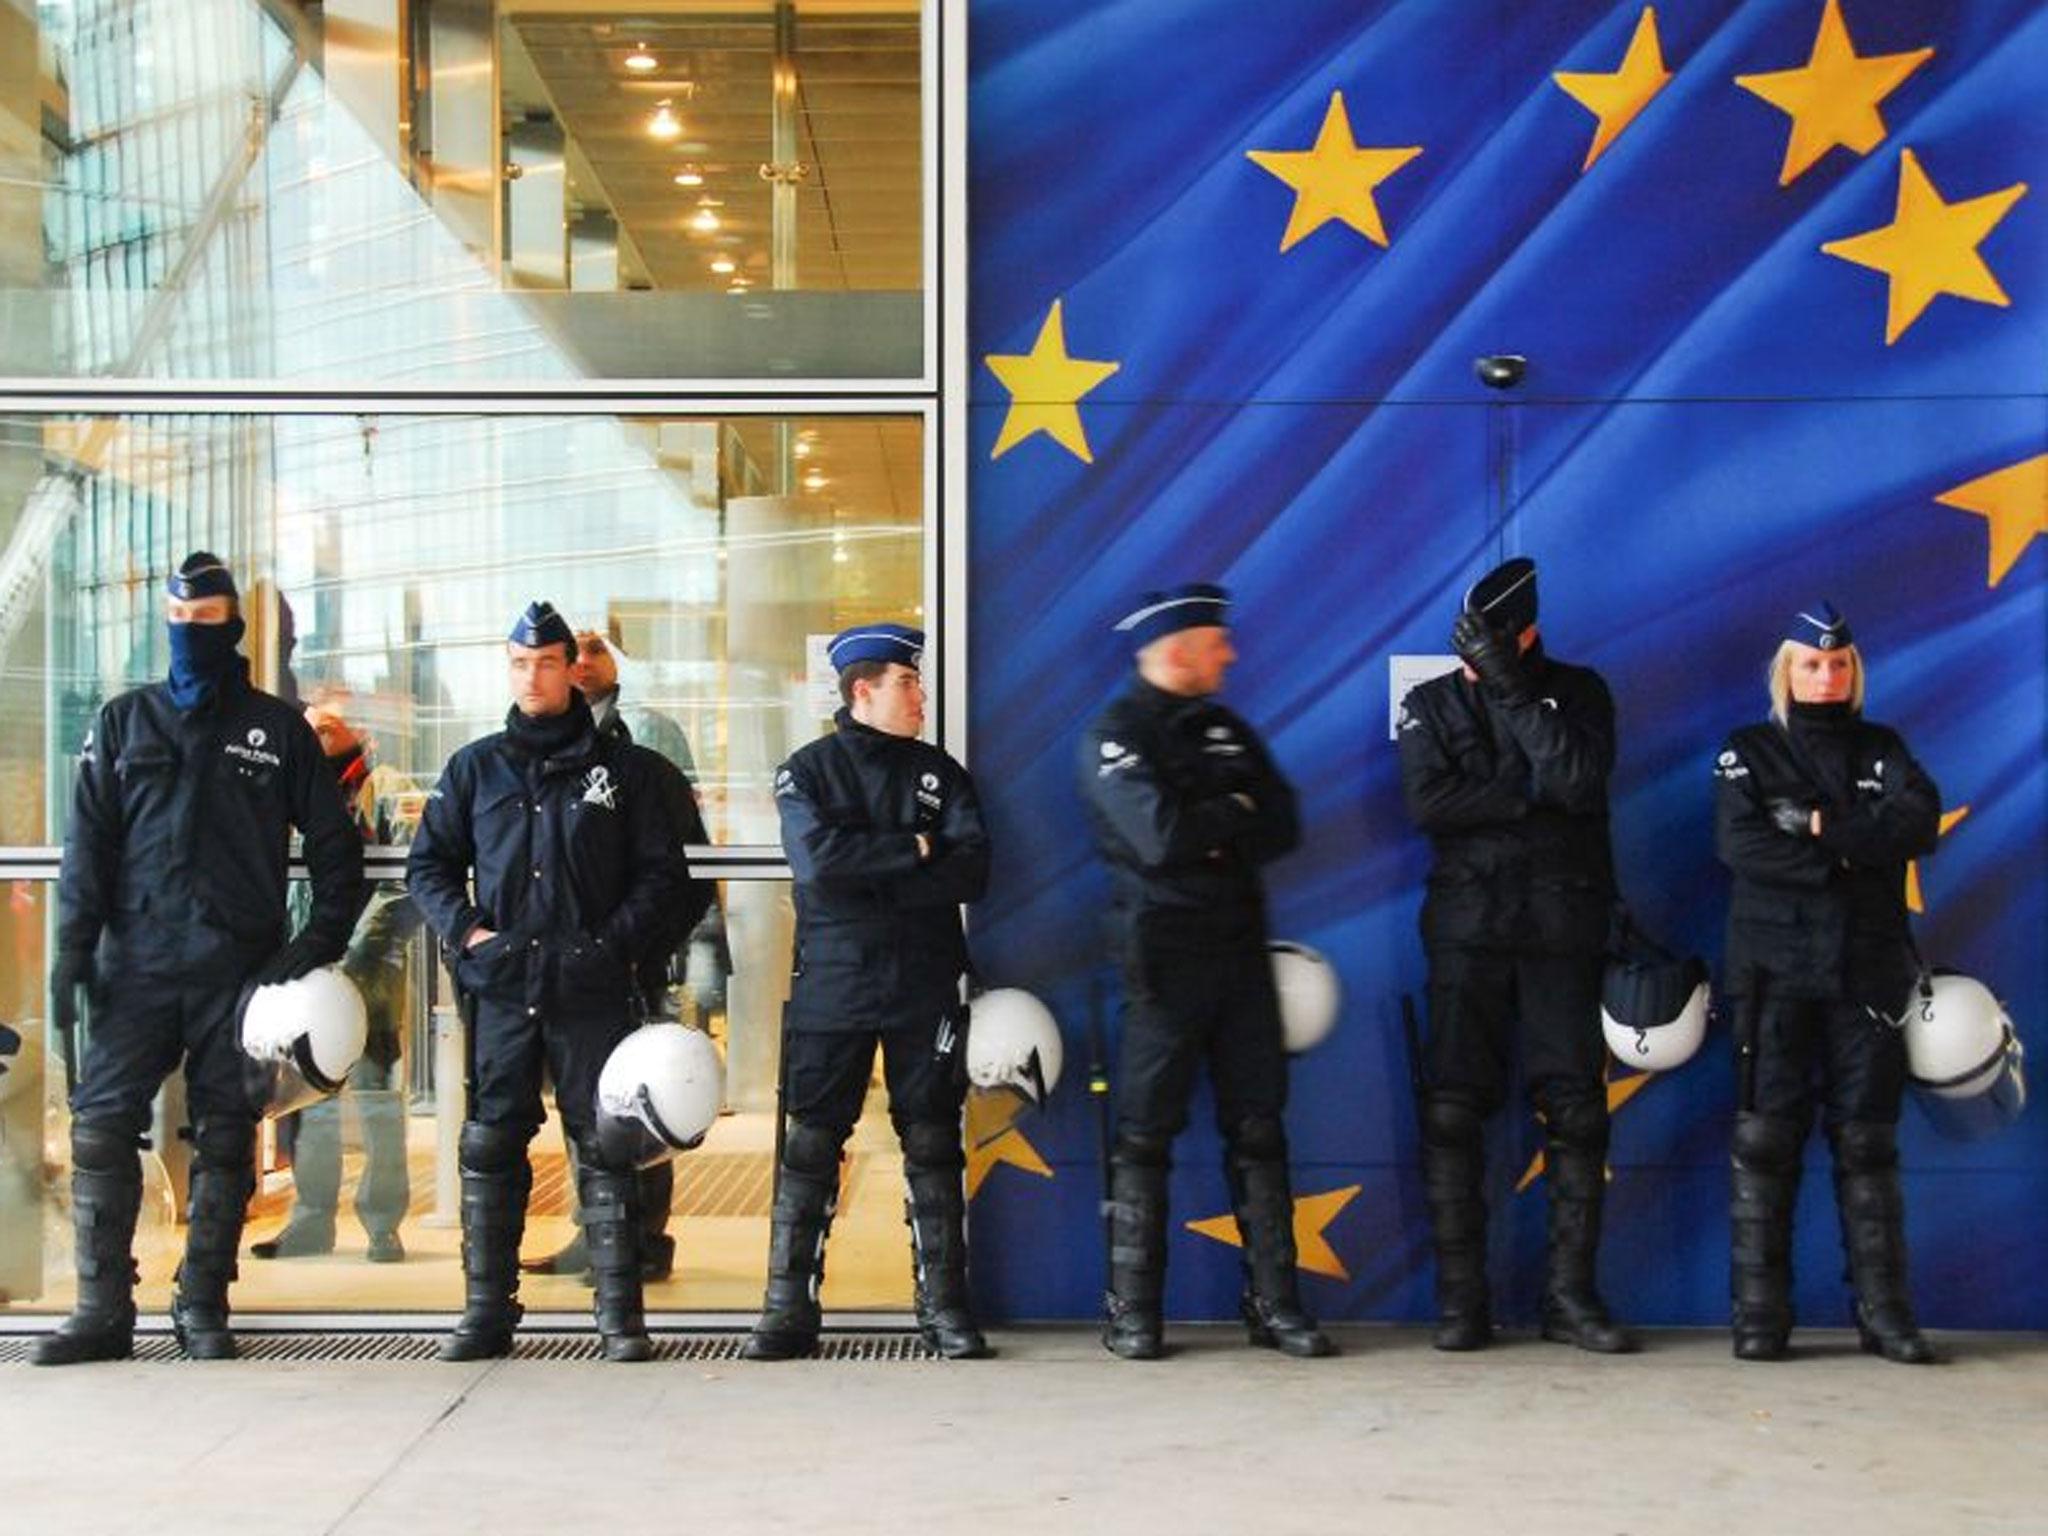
[2,0,925,381]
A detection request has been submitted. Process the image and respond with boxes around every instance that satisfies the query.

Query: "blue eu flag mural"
[966,0,2045,1327]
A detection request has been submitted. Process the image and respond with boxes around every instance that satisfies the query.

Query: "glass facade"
[0,0,948,1318]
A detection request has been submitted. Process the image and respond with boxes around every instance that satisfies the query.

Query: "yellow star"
[983,299,1121,464]
[1553,6,1673,172]
[1245,90,1422,252]
[1186,1184,1361,1281]
[1734,0,1932,186]
[1517,1073,1655,1194]
[1905,805,1971,915]
[1821,149,2028,344]
[964,1093,1054,1200]
[1935,454,2048,587]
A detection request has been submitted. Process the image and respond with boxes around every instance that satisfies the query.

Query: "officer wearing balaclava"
[38,553,364,1364]
[1398,557,1635,1355]
[407,601,682,1363]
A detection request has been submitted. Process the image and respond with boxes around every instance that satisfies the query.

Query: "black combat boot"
[171,1119,256,1361]
[1539,1131,1638,1355]
[33,1124,143,1366]
[580,1160,652,1363]
[440,1125,530,1362]
[1421,1097,1491,1351]
[1229,1150,1335,1358]
[905,1166,992,1359]
[1831,1121,1936,1365]
[742,1164,837,1361]
[1730,1113,1802,1361]
[1102,1148,1168,1360]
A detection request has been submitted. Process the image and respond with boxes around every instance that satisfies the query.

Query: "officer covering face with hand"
[1398,558,1634,1354]
[1080,584,1333,1361]
[38,553,365,1365]
[407,601,682,1362]
[742,624,993,1362]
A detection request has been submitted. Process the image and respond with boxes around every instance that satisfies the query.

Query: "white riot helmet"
[1601,928,1710,1072]
[594,1024,724,1168]
[240,966,368,1118]
[966,989,1063,1109]
[1904,973,2026,1142]
[1269,942,1340,1054]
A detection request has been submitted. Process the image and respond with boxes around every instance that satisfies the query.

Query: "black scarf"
[504,693,595,760]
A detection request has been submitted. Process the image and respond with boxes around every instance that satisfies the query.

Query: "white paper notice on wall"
[806,634,841,721]
[1389,655,1463,740]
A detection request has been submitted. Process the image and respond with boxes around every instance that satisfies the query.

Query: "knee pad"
[458,1119,530,1174]
[1223,1114,1287,1164]
[1828,1119,1897,1172]
[71,1120,142,1175]
[1731,1113,1804,1171]
[897,1118,964,1174]
[783,1119,849,1179]
[1421,1095,1484,1151]
[1536,1086,1609,1153]
[186,1118,255,1172]
[1111,1131,1172,1169]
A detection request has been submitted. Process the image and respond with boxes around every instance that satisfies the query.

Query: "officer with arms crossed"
[1080,584,1333,1361]
[408,601,681,1362]
[39,553,364,1364]
[743,623,993,1362]
[1398,557,1634,1353]
[1715,603,1941,1364]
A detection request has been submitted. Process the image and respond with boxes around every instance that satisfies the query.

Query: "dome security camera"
[1474,354,1527,390]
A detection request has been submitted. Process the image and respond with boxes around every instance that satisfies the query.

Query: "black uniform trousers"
[469,998,636,1148]
[784,1023,963,1143]
[1424,944,1606,1118]
[1116,944,1287,1142]
[70,921,267,1141]
[1747,992,1908,1130]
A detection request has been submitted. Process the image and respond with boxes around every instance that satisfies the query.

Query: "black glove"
[1765,799,1816,838]
[51,948,95,1034]
[1451,613,1531,704]
[251,931,337,987]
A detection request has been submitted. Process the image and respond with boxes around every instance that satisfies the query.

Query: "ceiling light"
[624,46,657,73]
[647,101,682,141]
[832,549,850,565]
[804,472,828,491]
[690,208,721,233]
[709,256,736,275]
[672,166,704,188]
[792,440,812,459]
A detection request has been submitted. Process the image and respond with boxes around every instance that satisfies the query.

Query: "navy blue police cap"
[509,600,576,651]
[168,551,238,602]
[1113,583,1231,650]
[828,623,924,672]
[1462,557,1537,634]
[1790,601,1852,651]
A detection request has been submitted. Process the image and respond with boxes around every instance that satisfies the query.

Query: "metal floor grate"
[0,1331,935,1365]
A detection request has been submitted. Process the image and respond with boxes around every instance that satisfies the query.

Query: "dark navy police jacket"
[777,709,989,1033]
[58,665,365,974]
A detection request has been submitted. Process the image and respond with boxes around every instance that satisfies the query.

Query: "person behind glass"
[252,699,417,1265]
[743,624,993,1362]
[1714,603,1941,1364]
[407,601,682,1363]
[1080,584,1334,1361]
[1397,557,1634,1354]
[515,629,714,1286]
[38,554,365,1365]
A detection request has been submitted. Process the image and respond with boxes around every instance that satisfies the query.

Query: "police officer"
[252,700,417,1263]
[1080,584,1333,1361]
[742,623,992,1362]
[38,553,365,1364]
[1714,603,1941,1364]
[407,601,682,1363]
[520,628,715,1285]
[1398,558,1633,1353]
